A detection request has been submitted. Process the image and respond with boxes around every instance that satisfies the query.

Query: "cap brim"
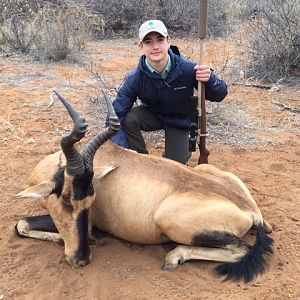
[140,30,168,42]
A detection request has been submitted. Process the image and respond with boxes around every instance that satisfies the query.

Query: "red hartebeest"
[15,91,273,282]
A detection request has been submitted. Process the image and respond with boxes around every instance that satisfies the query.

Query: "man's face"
[139,32,170,64]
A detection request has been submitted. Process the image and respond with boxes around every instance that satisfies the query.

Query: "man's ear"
[167,36,171,46]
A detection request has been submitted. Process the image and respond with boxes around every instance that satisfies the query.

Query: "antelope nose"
[66,253,92,267]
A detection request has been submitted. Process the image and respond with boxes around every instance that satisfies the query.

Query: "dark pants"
[124,105,191,164]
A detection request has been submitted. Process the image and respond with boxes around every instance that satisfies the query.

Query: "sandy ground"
[0,40,299,300]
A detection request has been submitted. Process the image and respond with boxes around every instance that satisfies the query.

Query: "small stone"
[25,137,35,144]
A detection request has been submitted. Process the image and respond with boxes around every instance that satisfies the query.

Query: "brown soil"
[0,40,299,300]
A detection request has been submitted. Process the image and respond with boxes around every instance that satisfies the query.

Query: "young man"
[110,20,227,164]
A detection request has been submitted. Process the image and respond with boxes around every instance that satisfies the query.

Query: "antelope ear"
[15,181,55,200]
[93,164,119,179]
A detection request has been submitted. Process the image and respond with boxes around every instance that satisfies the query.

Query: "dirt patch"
[0,40,299,299]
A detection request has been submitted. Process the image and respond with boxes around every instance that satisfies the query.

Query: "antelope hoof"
[163,254,179,271]
[179,257,186,264]
[163,263,177,272]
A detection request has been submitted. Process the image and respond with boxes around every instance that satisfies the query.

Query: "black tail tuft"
[216,224,273,283]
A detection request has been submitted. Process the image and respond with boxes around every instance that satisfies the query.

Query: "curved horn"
[82,92,120,170]
[53,90,87,175]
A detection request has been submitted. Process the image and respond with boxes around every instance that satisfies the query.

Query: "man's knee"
[124,110,140,130]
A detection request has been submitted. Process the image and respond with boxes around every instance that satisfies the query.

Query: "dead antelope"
[15,91,273,283]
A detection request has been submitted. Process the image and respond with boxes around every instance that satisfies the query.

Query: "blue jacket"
[111,49,228,147]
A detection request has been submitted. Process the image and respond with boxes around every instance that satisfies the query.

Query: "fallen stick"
[272,102,300,113]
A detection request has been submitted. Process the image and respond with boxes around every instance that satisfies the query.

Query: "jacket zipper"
[164,81,171,88]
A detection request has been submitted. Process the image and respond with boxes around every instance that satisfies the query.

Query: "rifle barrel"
[197,0,209,165]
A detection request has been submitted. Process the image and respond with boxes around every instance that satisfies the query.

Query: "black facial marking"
[75,209,90,261]
[73,169,94,201]
[52,167,94,201]
[52,167,65,197]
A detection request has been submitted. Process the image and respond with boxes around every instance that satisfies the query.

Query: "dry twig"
[272,102,300,113]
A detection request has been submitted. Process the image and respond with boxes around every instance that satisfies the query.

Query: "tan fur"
[164,244,248,271]
[28,151,65,186]
[89,142,266,243]
[17,140,272,268]
[46,193,80,259]
[15,181,56,200]
[46,172,95,263]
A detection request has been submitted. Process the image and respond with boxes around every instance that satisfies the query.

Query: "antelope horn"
[82,92,120,170]
[53,90,87,176]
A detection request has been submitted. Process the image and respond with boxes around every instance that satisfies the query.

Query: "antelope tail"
[216,224,274,283]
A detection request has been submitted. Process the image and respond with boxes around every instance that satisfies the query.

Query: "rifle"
[197,0,209,164]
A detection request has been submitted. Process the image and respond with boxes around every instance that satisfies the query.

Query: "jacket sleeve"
[205,73,228,102]
[194,72,228,102]
[113,78,137,121]
[109,74,138,148]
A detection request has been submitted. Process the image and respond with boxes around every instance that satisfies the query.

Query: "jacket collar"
[145,55,171,79]
[138,49,183,82]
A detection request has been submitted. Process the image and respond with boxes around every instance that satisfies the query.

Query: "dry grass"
[0,116,24,142]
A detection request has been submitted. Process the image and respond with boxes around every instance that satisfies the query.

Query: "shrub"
[84,0,152,38]
[0,14,38,53]
[0,0,40,24]
[244,0,300,80]
[85,0,239,39]
[34,1,92,61]
[0,0,94,61]
[0,0,298,80]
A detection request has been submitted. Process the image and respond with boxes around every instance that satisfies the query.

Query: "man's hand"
[194,64,212,82]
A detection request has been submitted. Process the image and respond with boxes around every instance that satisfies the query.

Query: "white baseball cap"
[139,20,168,42]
